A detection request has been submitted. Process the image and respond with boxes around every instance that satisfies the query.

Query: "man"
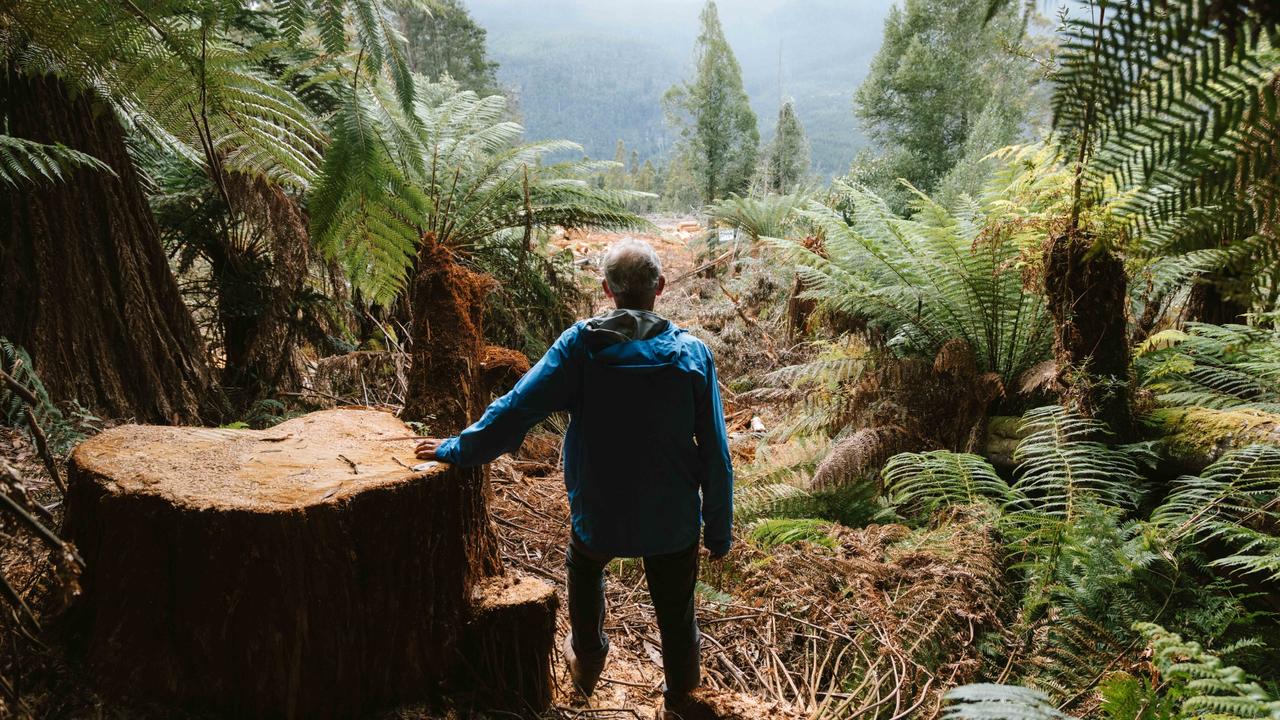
[415,238,733,718]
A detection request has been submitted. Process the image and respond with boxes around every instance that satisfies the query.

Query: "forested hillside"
[2,1,1279,719]
[469,0,891,175]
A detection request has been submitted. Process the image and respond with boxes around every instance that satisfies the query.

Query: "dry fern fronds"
[811,427,902,491]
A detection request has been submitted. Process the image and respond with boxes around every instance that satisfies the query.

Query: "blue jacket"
[435,309,734,558]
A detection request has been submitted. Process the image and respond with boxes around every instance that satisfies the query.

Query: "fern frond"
[748,518,837,549]
[1137,322,1280,412]
[310,88,429,304]
[1138,622,1280,719]
[943,684,1076,720]
[883,450,1015,516]
[1154,444,1280,582]
[0,134,114,188]
[0,338,80,452]
[6,1,327,189]
[1010,406,1142,519]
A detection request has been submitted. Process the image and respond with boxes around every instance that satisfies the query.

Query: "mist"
[467,0,896,176]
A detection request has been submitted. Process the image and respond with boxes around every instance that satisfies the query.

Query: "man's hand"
[415,438,446,460]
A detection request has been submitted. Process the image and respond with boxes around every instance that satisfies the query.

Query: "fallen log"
[1146,406,1280,473]
[63,408,504,719]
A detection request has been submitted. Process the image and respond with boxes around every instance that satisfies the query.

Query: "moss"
[987,415,1024,438]
[1146,406,1280,467]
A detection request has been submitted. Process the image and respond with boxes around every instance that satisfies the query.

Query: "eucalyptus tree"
[663,0,759,204]
[759,100,811,195]
[0,0,421,422]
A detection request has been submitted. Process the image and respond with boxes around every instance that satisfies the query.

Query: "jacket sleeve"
[694,343,734,555]
[434,326,580,467]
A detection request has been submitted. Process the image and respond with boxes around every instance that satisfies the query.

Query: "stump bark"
[63,408,507,719]
[459,575,558,715]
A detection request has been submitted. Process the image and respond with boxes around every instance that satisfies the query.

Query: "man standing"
[416,238,733,718]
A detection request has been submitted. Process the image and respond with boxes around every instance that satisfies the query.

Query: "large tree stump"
[63,408,503,719]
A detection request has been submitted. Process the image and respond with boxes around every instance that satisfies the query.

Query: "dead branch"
[22,407,65,495]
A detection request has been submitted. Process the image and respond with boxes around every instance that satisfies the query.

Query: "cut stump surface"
[64,408,501,719]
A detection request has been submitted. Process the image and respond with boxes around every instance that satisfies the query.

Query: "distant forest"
[468,0,892,176]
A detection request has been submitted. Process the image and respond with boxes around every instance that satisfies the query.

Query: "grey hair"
[603,238,662,296]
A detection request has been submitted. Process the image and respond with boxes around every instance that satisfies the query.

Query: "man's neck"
[613,304,656,313]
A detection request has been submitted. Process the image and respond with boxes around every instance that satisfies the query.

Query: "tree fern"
[706,192,808,242]
[773,181,1053,388]
[313,78,649,306]
[1049,2,1280,310]
[4,0,328,189]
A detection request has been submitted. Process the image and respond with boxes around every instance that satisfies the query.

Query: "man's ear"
[602,279,614,298]
[654,275,666,297]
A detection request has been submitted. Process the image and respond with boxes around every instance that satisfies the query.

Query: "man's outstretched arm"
[418,326,580,467]
[693,345,734,558]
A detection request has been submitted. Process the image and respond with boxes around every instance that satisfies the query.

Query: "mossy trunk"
[1043,231,1133,436]
[0,70,213,424]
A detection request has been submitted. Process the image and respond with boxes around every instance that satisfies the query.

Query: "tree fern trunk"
[1185,274,1251,325]
[1043,231,1133,437]
[213,175,311,411]
[402,235,493,431]
[0,70,213,424]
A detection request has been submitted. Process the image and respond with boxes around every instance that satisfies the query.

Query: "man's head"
[602,238,665,310]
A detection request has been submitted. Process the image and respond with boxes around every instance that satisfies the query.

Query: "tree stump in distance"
[64,408,504,719]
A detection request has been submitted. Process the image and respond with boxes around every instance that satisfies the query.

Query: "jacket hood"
[582,309,683,367]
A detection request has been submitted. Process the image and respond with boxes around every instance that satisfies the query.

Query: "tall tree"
[759,99,810,194]
[853,0,1030,210]
[2,0,427,423]
[1,70,215,423]
[399,0,501,95]
[663,1,759,204]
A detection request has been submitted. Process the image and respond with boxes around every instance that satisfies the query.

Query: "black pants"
[565,535,701,703]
